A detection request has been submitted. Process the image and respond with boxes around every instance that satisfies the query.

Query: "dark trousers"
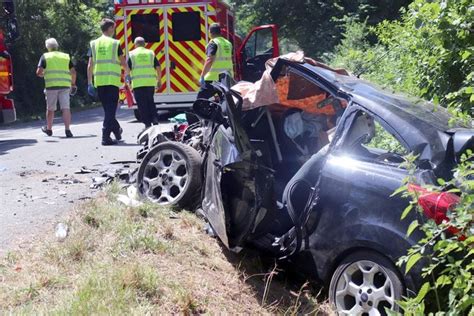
[97,86,120,133]
[133,86,157,127]
[188,82,216,124]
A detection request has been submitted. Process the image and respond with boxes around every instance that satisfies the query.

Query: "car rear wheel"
[329,250,404,315]
[137,141,202,209]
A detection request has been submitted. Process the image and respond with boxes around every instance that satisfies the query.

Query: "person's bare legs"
[62,109,71,130]
[46,110,55,130]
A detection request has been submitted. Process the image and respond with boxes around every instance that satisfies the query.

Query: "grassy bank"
[0,184,331,314]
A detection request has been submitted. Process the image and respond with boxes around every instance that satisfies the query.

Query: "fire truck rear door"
[165,5,207,94]
[125,7,167,93]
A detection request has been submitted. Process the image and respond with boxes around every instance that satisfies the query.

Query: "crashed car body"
[138,58,473,314]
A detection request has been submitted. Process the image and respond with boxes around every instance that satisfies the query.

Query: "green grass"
[0,185,332,315]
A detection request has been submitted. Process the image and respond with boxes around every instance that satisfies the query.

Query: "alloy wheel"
[334,260,395,315]
[141,149,189,205]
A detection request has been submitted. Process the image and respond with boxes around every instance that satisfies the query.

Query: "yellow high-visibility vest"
[90,35,122,87]
[129,46,157,89]
[43,51,71,88]
[204,36,234,82]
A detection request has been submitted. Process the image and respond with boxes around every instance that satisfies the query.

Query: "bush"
[9,1,112,117]
[328,0,474,116]
[396,152,474,315]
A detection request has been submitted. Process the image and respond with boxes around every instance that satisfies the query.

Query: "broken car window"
[343,111,408,162]
[366,120,408,156]
[275,68,347,116]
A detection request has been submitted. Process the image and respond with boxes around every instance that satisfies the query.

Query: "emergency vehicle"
[114,0,280,118]
[0,0,17,124]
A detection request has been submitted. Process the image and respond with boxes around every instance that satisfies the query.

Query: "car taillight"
[408,184,462,237]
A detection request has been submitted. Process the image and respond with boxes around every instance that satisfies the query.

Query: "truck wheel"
[329,250,404,315]
[134,109,141,122]
[137,141,202,210]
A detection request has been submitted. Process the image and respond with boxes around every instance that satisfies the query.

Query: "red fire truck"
[0,0,17,124]
[114,0,280,117]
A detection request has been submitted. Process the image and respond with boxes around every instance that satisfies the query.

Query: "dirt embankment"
[0,184,332,314]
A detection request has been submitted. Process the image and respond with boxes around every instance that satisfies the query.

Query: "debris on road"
[55,223,69,241]
[89,162,139,189]
[46,161,56,166]
[117,193,142,207]
[74,167,97,174]
[58,177,83,185]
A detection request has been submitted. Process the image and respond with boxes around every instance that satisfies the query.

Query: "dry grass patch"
[0,185,332,314]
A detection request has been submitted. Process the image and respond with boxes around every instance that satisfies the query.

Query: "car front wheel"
[329,250,404,315]
[137,142,202,209]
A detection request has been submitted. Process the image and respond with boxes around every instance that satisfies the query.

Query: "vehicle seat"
[344,112,375,151]
[281,144,330,215]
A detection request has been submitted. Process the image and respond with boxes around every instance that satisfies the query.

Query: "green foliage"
[396,151,474,315]
[328,0,474,115]
[366,121,408,156]
[230,0,411,58]
[9,0,113,117]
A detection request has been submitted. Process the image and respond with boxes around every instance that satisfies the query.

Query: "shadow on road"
[51,134,97,140]
[0,139,37,155]
[116,142,141,147]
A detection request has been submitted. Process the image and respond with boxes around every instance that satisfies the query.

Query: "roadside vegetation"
[234,0,473,313]
[395,151,474,315]
[0,183,331,314]
[8,0,112,118]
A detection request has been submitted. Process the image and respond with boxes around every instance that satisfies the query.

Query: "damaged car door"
[201,85,274,251]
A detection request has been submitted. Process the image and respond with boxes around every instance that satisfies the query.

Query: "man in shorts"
[36,38,77,137]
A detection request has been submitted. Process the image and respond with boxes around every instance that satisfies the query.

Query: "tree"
[230,0,412,57]
[9,0,112,117]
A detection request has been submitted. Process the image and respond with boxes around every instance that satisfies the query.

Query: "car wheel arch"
[322,246,407,292]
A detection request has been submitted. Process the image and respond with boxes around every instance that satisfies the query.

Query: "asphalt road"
[0,107,173,255]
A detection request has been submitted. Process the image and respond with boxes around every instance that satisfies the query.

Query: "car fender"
[305,221,424,293]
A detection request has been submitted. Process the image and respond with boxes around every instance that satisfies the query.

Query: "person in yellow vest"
[36,38,77,138]
[87,18,129,146]
[127,37,161,128]
[192,23,234,122]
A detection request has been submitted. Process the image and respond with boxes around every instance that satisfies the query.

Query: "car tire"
[134,109,141,122]
[137,141,202,210]
[329,250,404,315]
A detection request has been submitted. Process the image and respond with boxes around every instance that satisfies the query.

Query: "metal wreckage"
[133,54,474,314]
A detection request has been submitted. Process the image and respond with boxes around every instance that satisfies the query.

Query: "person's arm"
[70,67,77,87]
[36,55,45,77]
[155,66,162,89]
[36,67,44,77]
[201,41,217,81]
[154,57,161,89]
[200,56,215,79]
[87,57,93,85]
[120,54,130,76]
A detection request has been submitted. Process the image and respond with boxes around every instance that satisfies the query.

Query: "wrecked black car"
[136,57,474,314]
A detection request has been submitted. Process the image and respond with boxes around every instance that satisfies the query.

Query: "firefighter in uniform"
[36,38,77,138]
[127,37,161,129]
[193,23,234,121]
[87,18,129,146]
